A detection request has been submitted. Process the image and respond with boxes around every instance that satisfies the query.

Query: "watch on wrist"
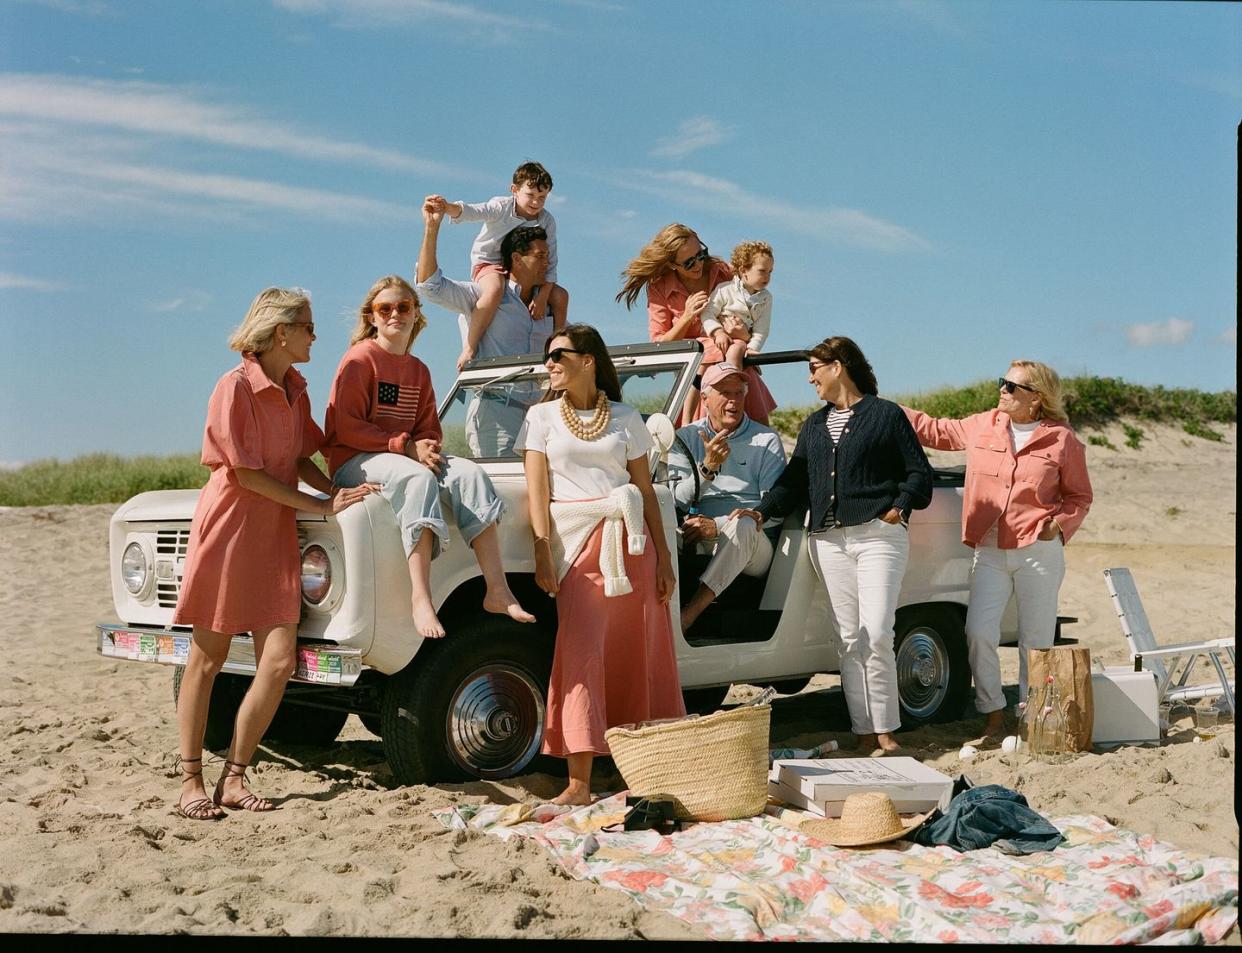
[699,462,718,481]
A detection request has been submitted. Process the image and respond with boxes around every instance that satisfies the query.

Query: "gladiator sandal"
[173,756,225,821]
[212,759,275,813]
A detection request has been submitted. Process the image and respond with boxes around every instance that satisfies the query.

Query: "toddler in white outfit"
[702,240,774,369]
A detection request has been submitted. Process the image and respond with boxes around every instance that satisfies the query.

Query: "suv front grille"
[151,527,309,609]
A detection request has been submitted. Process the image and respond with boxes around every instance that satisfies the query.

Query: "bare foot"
[854,733,878,753]
[483,588,536,623]
[214,775,273,813]
[413,600,446,639]
[551,784,594,807]
[876,732,901,752]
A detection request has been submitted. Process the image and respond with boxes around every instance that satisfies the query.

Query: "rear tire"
[894,605,971,727]
[264,700,349,747]
[172,666,245,752]
[682,685,730,714]
[380,619,554,786]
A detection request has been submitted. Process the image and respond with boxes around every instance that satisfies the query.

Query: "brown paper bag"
[1026,646,1094,752]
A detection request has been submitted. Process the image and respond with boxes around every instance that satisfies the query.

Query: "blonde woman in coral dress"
[172,287,377,820]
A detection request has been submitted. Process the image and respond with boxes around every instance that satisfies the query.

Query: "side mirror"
[645,412,676,459]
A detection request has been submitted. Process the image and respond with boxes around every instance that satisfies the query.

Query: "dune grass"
[2,378,1234,505]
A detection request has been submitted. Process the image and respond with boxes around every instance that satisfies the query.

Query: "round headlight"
[122,542,149,595]
[301,545,331,605]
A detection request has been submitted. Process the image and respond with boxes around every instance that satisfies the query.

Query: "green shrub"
[0,453,210,506]
[1182,419,1224,442]
[1122,424,1144,450]
[1087,434,1117,450]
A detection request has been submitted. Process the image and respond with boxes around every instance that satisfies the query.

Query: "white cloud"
[149,291,213,313]
[272,0,551,36]
[0,272,54,290]
[1125,317,1195,347]
[9,0,113,15]
[0,73,457,176]
[650,117,734,160]
[612,168,930,253]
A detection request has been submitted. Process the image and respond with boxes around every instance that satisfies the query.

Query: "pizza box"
[768,757,953,818]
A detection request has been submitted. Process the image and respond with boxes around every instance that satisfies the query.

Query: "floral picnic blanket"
[435,794,1238,943]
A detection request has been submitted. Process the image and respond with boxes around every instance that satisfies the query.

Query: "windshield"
[440,362,686,461]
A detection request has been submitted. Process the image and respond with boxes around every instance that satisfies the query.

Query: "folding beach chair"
[1103,567,1235,715]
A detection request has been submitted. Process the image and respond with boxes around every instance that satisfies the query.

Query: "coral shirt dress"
[173,354,324,634]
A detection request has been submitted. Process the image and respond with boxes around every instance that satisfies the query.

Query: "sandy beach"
[0,422,1235,939]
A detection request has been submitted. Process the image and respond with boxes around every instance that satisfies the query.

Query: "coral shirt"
[173,354,324,633]
[322,339,442,477]
[646,259,733,364]
[904,407,1093,549]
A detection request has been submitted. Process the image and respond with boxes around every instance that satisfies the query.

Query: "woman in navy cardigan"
[735,336,933,753]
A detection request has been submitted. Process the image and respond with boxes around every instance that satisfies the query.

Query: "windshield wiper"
[475,364,538,393]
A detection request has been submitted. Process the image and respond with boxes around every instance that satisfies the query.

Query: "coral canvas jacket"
[903,407,1093,549]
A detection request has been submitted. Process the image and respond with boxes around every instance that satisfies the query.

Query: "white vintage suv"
[97,342,1046,785]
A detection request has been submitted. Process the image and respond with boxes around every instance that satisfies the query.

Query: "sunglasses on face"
[675,244,709,270]
[544,346,584,363]
[998,377,1038,395]
[372,300,414,319]
[808,360,835,374]
[287,320,315,335]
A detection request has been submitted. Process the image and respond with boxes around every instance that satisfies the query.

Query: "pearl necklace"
[560,392,611,441]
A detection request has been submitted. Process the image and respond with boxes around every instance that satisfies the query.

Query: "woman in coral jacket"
[323,276,534,643]
[903,361,1093,741]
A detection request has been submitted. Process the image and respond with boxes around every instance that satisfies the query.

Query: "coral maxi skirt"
[541,520,687,757]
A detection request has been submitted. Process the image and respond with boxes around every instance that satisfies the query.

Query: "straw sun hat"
[800,791,927,847]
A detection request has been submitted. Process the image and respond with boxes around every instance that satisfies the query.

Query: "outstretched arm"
[416,196,444,284]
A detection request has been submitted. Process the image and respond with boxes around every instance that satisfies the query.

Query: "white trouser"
[693,516,775,596]
[810,519,909,735]
[965,538,1066,714]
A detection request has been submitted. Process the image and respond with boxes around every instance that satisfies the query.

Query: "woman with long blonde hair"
[617,224,775,423]
[173,287,378,820]
[903,360,1092,741]
[322,275,534,641]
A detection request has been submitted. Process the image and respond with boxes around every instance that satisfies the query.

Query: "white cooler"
[1091,667,1160,747]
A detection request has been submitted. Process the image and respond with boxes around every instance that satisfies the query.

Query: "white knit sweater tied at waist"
[549,484,646,597]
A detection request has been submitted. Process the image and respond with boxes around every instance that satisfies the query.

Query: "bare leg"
[855,732,878,753]
[724,339,748,367]
[174,628,231,818]
[217,622,299,811]
[471,523,535,623]
[681,384,700,426]
[680,582,717,633]
[982,710,1005,738]
[553,751,595,806]
[458,272,505,370]
[408,529,445,639]
[549,284,569,332]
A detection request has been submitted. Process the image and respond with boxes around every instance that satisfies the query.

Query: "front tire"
[894,605,971,727]
[380,619,554,786]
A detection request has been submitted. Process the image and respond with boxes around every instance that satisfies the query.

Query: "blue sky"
[0,0,1237,465]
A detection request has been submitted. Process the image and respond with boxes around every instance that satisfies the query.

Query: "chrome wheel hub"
[446,665,545,779]
[896,626,950,720]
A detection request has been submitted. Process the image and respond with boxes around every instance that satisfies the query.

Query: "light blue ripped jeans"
[333,451,505,559]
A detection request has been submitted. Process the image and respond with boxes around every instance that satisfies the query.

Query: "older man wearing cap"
[668,363,787,632]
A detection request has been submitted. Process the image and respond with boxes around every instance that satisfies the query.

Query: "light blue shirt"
[415,267,551,360]
[668,415,787,525]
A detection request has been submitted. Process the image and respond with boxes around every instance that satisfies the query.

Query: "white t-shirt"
[1009,420,1040,453]
[515,400,652,501]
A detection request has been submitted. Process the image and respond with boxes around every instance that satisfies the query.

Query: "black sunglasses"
[544,346,584,363]
[998,377,1038,395]
[675,244,709,270]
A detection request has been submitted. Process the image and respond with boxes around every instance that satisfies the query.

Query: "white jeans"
[965,538,1066,714]
[689,516,775,596]
[810,519,909,735]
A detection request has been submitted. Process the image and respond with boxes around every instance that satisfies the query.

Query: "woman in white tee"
[515,324,685,806]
